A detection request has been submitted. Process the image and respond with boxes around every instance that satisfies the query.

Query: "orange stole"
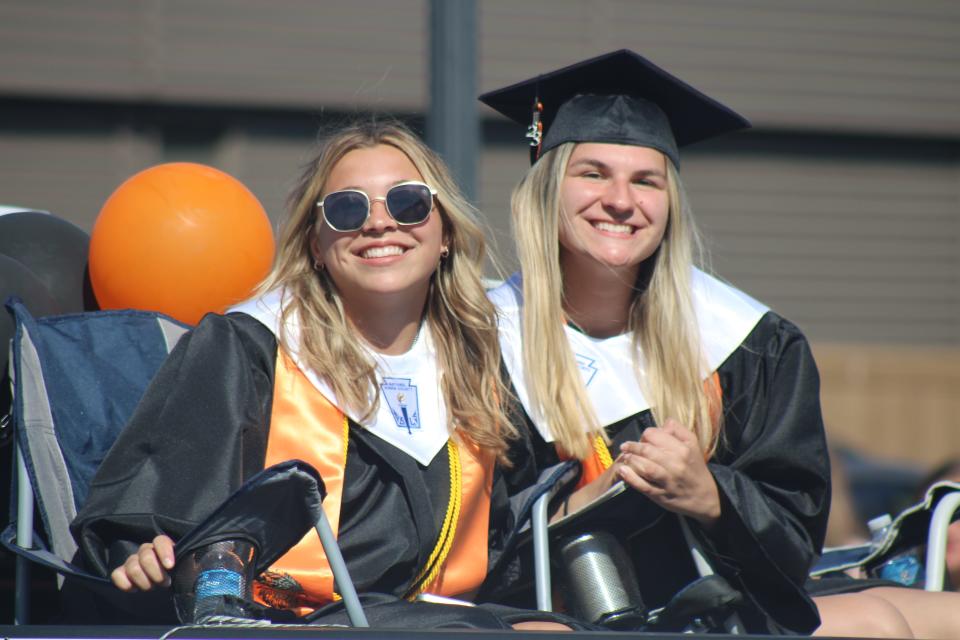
[570,372,723,486]
[254,350,494,612]
[422,438,493,597]
[573,440,612,490]
[254,351,347,613]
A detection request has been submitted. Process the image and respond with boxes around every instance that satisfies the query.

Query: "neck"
[343,290,428,355]
[560,255,639,338]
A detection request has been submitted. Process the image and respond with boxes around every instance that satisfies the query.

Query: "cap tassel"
[526,98,544,163]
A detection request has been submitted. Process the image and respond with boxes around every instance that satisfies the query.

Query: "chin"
[372,277,433,296]
[593,254,643,270]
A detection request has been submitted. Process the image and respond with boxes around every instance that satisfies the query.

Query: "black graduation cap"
[479,49,750,166]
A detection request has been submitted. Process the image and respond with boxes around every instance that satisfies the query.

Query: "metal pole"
[427,0,478,202]
[532,492,553,611]
[925,492,960,591]
[15,446,34,624]
[315,511,368,627]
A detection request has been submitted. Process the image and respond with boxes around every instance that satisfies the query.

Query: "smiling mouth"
[592,221,634,234]
[360,245,407,259]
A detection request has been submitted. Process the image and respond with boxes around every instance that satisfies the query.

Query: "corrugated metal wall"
[480,0,960,136]
[0,0,428,108]
[3,1,958,131]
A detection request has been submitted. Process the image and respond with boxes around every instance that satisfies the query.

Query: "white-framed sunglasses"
[317,180,437,232]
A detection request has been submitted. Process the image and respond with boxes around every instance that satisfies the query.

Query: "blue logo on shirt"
[381,377,420,434]
[575,354,598,386]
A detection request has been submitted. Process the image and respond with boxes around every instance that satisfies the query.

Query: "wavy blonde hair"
[510,142,719,460]
[257,119,516,460]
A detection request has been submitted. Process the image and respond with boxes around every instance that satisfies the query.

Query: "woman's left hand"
[615,418,722,527]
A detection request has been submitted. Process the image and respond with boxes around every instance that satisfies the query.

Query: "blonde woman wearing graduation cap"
[483,50,960,638]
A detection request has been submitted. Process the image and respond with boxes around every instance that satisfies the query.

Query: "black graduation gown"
[71,312,519,608]
[511,312,831,634]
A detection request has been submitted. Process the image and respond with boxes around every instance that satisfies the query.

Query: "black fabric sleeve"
[478,376,542,595]
[699,312,830,633]
[70,312,278,578]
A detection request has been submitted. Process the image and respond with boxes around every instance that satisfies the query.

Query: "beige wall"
[815,343,960,467]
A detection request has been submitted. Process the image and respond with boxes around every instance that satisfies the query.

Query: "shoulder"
[690,269,810,364]
[182,311,278,366]
[739,311,812,359]
[716,310,821,406]
[486,273,523,311]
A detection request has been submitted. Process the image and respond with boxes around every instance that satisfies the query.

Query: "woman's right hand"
[111,534,176,592]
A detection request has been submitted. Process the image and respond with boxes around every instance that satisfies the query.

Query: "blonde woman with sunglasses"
[72,120,569,629]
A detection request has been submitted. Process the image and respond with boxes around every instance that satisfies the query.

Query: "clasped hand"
[612,419,721,527]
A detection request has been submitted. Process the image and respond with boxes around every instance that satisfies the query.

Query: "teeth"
[361,245,405,259]
[594,221,633,234]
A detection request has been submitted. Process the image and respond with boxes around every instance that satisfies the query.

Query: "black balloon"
[0,211,95,313]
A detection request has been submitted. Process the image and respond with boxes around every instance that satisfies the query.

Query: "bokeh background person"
[70,120,531,625]
[479,50,956,638]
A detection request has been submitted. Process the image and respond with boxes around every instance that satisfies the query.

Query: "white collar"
[230,290,450,465]
[488,268,769,442]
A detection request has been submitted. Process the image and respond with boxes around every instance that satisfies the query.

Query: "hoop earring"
[313,258,325,272]
[440,246,450,260]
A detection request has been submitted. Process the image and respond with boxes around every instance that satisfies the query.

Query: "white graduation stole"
[488,268,769,443]
[231,291,449,465]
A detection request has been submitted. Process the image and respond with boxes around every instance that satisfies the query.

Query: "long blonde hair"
[510,142,718,460]
[257,119,516,459]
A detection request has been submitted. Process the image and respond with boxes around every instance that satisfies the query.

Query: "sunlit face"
[312,145,444,311]
[558,143,670,279]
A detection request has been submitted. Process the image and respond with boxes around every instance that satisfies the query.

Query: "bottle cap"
[867,513,892,535]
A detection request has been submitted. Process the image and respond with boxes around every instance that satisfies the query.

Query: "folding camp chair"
[1,299,366,626]
[812,480,960,591]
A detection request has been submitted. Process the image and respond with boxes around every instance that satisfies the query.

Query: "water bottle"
[866,514,924,587]
[876,552,923,587]
[192,541,250,621]
[867,514,892,548]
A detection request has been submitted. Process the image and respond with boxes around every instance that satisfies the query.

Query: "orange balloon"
[90,163,275,325]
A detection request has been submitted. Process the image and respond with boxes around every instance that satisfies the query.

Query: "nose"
[363,196,397,233]
[600,178,633,216]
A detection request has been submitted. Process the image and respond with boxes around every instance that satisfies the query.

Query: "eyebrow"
[330,179,421,193]
[569,158,666,177]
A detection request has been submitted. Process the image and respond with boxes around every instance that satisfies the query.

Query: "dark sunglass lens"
[324,191,369,231]
[387,184,432,224]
